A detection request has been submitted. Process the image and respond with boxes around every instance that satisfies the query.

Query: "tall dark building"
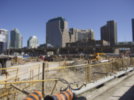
[101,20,117,46]
[101,25,109,42]
[132,19,134,41]
[46,17,69,48]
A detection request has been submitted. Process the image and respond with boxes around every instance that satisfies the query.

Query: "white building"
[69,28,94,42]
[27,36,38,48]
[0,29,8,53]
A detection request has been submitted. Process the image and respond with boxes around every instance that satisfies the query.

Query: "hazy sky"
[0,0,134,46]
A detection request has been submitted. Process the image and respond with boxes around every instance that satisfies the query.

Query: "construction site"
[0,53,134,100]
[0,0,134,99]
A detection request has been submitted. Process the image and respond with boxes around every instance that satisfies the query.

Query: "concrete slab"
[90,71,134,100]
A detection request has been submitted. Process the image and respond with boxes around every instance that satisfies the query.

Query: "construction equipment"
[95,53,105,60]
[91,53,107,64]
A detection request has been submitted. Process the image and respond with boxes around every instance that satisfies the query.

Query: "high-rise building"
[101,20,117,46]
[46,17,70,48]
[132,18,134,41]
[101,25,109,43]
[69,28,94,42]
[10,28,23,49]
[27,36,38,48]
[0,29,8,53]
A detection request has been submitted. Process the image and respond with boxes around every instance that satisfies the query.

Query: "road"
[93,73,134,100]
[82,71,134,100]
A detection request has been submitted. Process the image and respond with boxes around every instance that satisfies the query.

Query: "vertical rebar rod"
[42,62,45,97]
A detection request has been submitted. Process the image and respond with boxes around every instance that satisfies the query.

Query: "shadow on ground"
[119,86,134,100]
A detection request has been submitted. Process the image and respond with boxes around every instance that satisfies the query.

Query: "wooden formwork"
[0,62,43,100]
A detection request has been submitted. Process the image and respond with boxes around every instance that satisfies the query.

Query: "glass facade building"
[46,17,69,48]
[10,28,23,49]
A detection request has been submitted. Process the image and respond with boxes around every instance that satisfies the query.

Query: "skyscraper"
[27,36,38,48]
[0,29,8,53]
[46,17,70,48]
[101,20,117,46]
[10,28,23,49]
[132,19,134,41]
[101,25,109,42]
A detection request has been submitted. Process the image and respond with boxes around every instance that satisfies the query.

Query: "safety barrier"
[24,90,42,100]
[45,89,73,100]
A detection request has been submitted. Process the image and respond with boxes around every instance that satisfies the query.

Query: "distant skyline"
[0,0,134,46]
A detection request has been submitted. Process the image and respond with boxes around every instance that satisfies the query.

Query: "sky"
[0,0,134,47]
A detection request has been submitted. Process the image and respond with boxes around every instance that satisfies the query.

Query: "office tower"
[69,28,94,42]
[101,20,117,46]
[46,17,70,48]
[27,36,38,48]
[132,19,134,41]
[0,29,8,53]
[101,25,109,42]
[10,28,23,49]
